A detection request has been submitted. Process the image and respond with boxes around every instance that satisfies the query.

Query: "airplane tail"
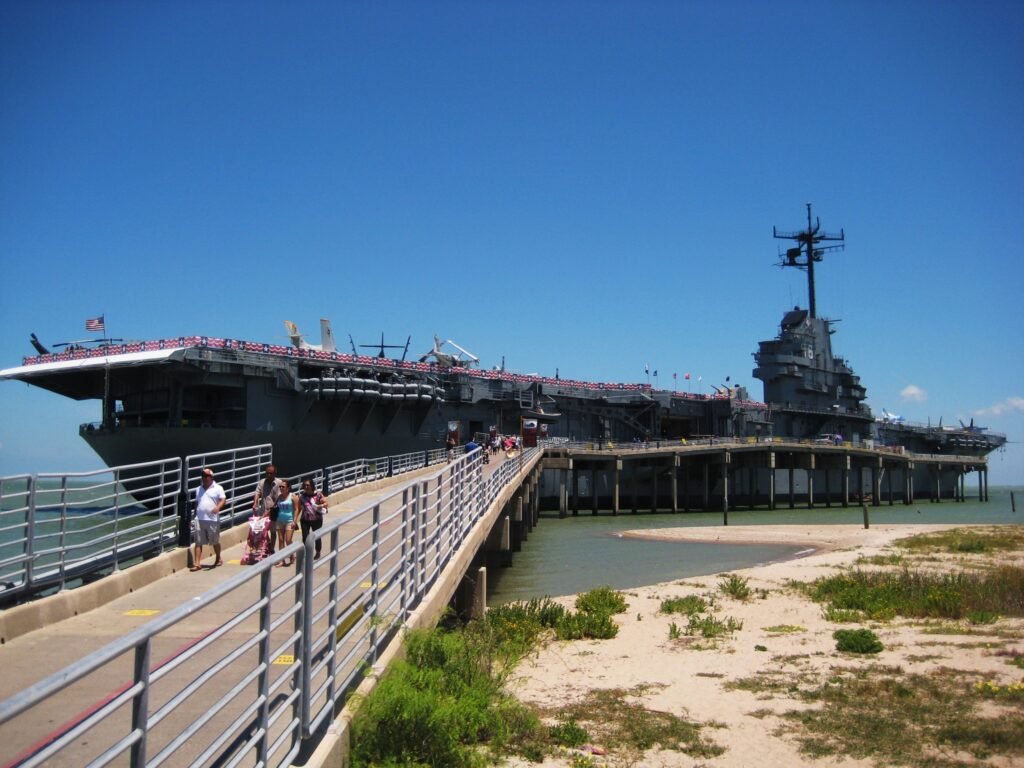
[284,320,302,348]
[319,319,336,353]
[30,332,50,355]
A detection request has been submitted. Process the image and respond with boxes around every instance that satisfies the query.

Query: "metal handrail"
[0,441,482,606]
[0,446,539,768]
[0,460,181,602]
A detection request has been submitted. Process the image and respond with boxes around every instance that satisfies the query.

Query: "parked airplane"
[959,418,988,433]
[419,335,479,368]
[284,319,336,352]
[879,409,905,423]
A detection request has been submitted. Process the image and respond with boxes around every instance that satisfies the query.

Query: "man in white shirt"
[192,467,227,571]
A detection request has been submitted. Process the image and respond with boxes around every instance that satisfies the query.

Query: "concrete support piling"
[612,460,620,515]
[703,463,710,511]
[671,455,679,513]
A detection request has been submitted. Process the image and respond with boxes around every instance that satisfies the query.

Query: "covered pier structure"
[538,439,992,517]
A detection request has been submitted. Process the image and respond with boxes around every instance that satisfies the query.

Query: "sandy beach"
[506,523,1024,767]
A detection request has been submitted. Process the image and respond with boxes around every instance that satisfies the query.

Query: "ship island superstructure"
[753,204,1006,459]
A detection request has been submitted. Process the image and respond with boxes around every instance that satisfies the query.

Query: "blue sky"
[1,0,1022,485]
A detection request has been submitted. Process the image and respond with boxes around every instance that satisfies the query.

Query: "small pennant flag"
[644,363,649,374]
[85,316,105,332]
[684,373,691,380]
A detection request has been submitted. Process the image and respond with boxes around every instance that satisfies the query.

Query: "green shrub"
[556,610,619,640]
[549,717,589,747]
[833,628,884,654]
[575,585,627,616]
[350,626,540,767]
[485,597,568,657]
[661,595,708,615]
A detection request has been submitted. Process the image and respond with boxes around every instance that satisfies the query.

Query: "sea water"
[486,486,1023,605]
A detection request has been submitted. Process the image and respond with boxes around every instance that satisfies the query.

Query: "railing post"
[256,567,273,766]
[370,502,381,664]
[130,639,151,766]
[25,475,37,592]
[292,544,306,739]
[177,480,190,548]
[58,476,68,592]
[112,468,121,573]
[434,474,443,573]
[400,488,410,621]
[158,462,168,554]
[300,533,315,735]
[411,483,421,602]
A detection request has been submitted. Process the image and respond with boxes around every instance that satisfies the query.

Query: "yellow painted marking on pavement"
[273,654,295,665]
[360,581,372,588]
[125,609,159,616]
[335,603,365,641]
[228,559,241,565]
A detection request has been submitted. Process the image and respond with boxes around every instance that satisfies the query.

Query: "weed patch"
[686,613,743,639]
[541,687,724,760]
[780,666,1024,766]
[718,573,752,600]
[764,624,805,634]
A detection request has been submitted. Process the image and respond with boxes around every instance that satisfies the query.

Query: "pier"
[538,439,991,517]
[0,440,991,767]
[0,446,546,768]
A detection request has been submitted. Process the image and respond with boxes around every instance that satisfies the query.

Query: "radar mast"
[773,203,845,318]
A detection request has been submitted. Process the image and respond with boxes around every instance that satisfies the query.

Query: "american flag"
[85,316,105,332]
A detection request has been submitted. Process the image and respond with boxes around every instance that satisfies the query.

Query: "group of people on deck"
[190,464,329,570]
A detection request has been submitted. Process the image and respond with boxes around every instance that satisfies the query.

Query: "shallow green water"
[486,486,1023,605]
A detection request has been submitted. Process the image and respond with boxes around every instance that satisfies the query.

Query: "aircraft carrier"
[0,206,1005,481]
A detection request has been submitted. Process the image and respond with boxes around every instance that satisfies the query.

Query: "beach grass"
[806,564,1024,621]
[894,525,1024,556]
